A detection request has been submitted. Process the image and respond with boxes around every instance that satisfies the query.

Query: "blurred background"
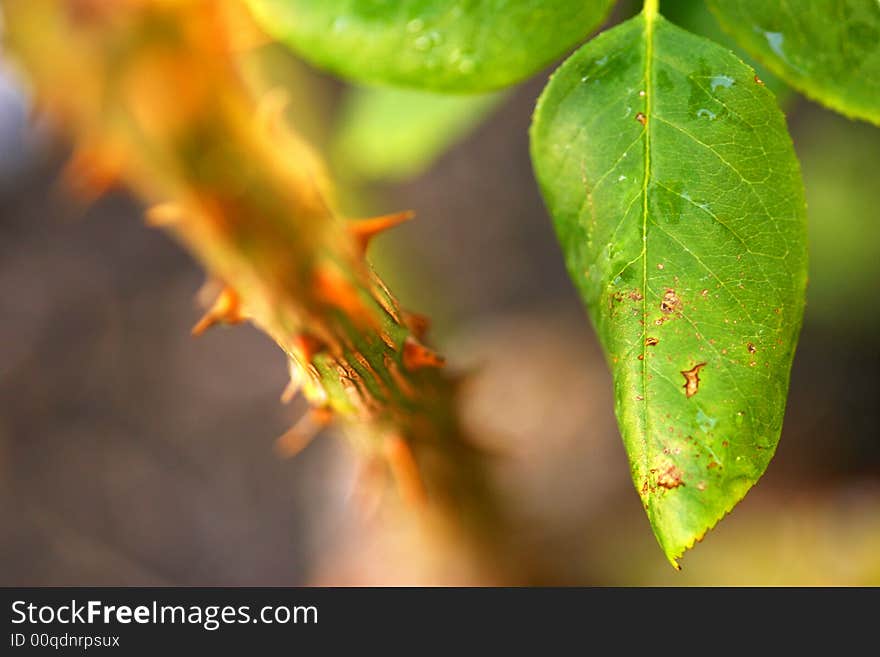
[1,1,878,585]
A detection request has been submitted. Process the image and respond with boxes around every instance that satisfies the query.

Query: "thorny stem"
[2,0,523,582]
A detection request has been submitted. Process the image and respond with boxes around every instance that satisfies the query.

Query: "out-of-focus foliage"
[245,0,615,92]
[333,86,503,182]
[707,0,880,125]
[661,0,791,103]
[591,487,880,585]
[797,108,880,331]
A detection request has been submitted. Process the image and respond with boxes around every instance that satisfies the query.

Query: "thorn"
[384,353,416,399]
[191,286,244,336]
[59,143,122,205]
[402,310,431,341]
[313,265,376,327]
[383,434,427,508]
[145,202,184,227]
[280,360,302,404]
[348,211,414,254]
[402,336,445,370]
[291,333,326,364]
[274,407,333,459]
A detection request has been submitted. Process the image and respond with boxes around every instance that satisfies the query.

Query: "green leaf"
[333,86,503,182]
[530,6,808,565]
[798,111,880,330]
[706,0,880,125]
[245,0,616,92]
[660,0,791,104]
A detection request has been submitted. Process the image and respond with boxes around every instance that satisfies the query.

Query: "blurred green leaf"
[796,109,880,329]
[530,8,807,565]
[333,86,503,182]
[245,0,615,92]
[660,0,791,103]
[706,0,880,125]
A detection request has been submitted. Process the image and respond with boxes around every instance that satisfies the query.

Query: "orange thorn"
[313,266,375,326]
[349,211,415,254]
[145,202,184,227]
[291,333,326,364]
[191,286,244,336]
[402,336,445,370]
[60,143,122,205]
[402,310,431,341]
[280,360,302,404]
[383,434,427,508]
[275,407,333,459]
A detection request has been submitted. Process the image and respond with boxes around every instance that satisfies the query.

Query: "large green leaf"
[706,0,880,125]
[333,86,503,181]
[245,0,615,92]
[530,6,808,565]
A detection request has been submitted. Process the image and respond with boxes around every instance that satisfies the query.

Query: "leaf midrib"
[639,3,657,491]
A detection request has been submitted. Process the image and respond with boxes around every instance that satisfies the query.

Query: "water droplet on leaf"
[710,75,735,90]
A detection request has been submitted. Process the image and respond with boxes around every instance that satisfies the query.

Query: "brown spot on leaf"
[660,288,681,314]
[635,111,647,125]
[681,362,707,398]
[747,342,757,354]
[629,289,644,301]
[697,481,707,491]
[754,75,765,85]
[657,263,665,270]
[645,336,659,346]
[657,465,684,489]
